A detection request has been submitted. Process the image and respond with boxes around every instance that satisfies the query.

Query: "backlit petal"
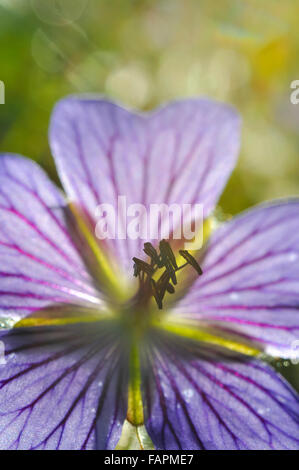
[141,331,299,450]
[49,97,240,272]
[0,154,102,324]
[173,200,299,358]
[0,320,128,449]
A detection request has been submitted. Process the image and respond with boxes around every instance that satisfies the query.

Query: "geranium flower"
[0,97,298,450]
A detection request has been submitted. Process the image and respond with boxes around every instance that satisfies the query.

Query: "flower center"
[132,240,203,310]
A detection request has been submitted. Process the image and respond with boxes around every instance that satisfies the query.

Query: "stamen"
[157,270,171,298]
[133,263,139,278]
[159,239,178,269]
[132,241,203,309]
[164,258,177,286]
[159,240,177,285]
[150,279,163,310]
[132,257,154,276]
[179,250,203,275]
[143,242,162,267]
[166,283,175,294]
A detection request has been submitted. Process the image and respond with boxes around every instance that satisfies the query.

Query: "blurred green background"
[0,0,299,397]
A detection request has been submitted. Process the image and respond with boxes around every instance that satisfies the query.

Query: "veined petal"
[0,320,129,449]
[49,97,240,272]
[141,330,299,450]
[0,154,103,324]
[172,200,299,359]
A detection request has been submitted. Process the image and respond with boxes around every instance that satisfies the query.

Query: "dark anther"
[163,258,177,285]
[151,271,174,310]
[133,263,140,277]
[159,240,177,285]
[133,240,203,309]
[157,270,175,296]
[179,250,203,275]
[166,283,175,294]
[159,239,178,270]
[132,257,154,276]
[143,242,162,267]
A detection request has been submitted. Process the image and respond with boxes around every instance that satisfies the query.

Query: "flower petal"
[49,97,240,271]
[141,331,299,450]
[0,154,102,323]
[0,320,128,449]
[173,201,299,358]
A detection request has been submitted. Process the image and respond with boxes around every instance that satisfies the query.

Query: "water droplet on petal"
[183,389,194,401]
[0,317,16,329]
[229,292,239,301]
[288,252,297,262]
[258,407,270,415]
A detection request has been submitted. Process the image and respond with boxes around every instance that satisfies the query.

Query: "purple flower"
[0,97,298,450]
